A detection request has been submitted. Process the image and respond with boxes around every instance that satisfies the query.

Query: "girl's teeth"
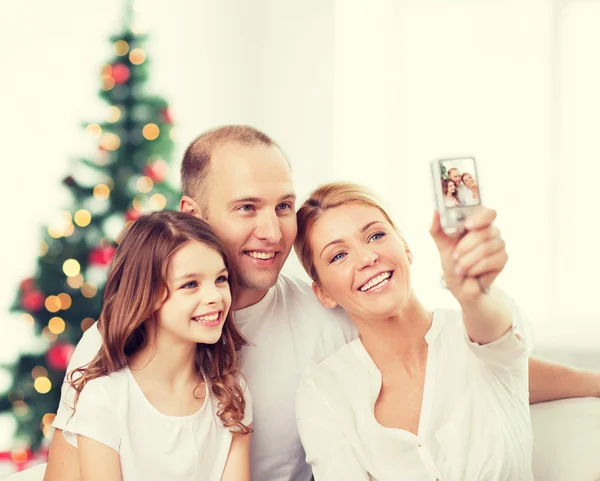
[195,313,219,322]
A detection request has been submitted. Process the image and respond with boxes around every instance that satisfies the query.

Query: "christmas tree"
[0,5,179,458]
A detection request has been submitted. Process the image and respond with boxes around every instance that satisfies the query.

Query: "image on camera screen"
[439,157,480,208]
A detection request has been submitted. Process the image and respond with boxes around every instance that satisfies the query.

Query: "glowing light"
[67,273,84,288]
[170,127,177,141]
[93,184,111,200]
[57,293,72,310]
[42,413,56,426]
[74,209,92,227]
[142,123,159,141]
[100,64,112,76]
[81,317,95,331]
[113,40,129,56]
[48,226,62,238]
[45,295,61,313]
[100,133,120,151]
[34,377,52,394]
[86,124,102,138]
[81,283,98,298]
[41,327,58,342]
[102,76,115,91]
[136,176,153,193]
[149,194,167,210]
[107,106,121,123]
[43,425,53,438]
[31,366,48,379]
[63,223,75,237]
[11,449,28,464]
[48,316,66,334]
[63,259,81,277]
[12,402,29,418]
[129,48,146,65]
[40,240,48,256]
[20,313,34,328]
[132,195,145,211]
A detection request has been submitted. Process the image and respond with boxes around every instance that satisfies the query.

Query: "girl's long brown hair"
[68,211,251,434]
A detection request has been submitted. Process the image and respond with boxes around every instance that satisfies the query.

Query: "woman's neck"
[128,329,201,389]
[353,292,433,369]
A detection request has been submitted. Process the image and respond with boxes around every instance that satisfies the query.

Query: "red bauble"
[46,343,76,371]
[88,246,117,266]
[111,63,130,84]
[125,208,142,222]
[161,108,174,124]
[19,278,35,292]
[143,160,168,183]
[21,289,44,312]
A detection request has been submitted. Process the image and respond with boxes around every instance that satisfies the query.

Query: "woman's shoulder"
[79,369,129,400]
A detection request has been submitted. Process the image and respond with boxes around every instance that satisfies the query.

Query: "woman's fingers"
[454,236,506,276]
[459,249,508,279]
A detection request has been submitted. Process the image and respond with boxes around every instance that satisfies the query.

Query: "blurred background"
[1,0,599,472]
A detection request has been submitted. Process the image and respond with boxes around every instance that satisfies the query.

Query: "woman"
[461,172,480,203]
[294,182,533,481]
[442,178,460,207]
[64,211,252,481]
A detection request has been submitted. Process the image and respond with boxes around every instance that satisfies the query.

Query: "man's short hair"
[181,125,280,213]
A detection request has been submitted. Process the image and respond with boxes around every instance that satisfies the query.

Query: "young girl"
[442,178,460,207]
[294,182,533,481]
[63,211,252,481]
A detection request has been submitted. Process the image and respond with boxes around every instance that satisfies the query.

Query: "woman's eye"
[369,232,386,242]
[182,281,198,289]
[330,252,346,263]
[216,275,228,284]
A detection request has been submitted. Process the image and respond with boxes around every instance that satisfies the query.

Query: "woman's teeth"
[359,272,392,292]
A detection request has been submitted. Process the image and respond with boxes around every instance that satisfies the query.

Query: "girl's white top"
[296,307,534,481]
[63,368,252,481]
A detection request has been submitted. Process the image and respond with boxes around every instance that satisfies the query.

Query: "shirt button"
[418,443,423,448]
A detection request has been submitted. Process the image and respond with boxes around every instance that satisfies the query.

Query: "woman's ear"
[312,281,338,309]
[401,236,414,264]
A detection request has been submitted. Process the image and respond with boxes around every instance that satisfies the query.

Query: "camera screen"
[439,157,480,207]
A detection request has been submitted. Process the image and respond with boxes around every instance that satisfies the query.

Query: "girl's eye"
[329,252,346,263]
[369,232,386,242]
[182,280,198,289]
[216,275,228,284]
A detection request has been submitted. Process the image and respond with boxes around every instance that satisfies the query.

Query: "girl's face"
[157,240,232,346]
[309,203,412,322]
[447,181,456,193]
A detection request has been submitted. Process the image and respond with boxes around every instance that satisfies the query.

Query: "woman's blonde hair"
[294,182,401,282]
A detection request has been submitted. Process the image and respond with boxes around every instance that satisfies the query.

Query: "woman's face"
[309,203,412,322]
[447,180,456,193]
[463,174,475,188]
[157,240,232,346]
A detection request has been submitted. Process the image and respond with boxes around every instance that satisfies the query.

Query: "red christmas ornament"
[111,63,130,84]
[143,160,168,183]
[19,278,35,292]
[46,343,76,371]
[161,108,174,124]
[88,246,117,266]
[21,289,44,312]
[125,208,142,222]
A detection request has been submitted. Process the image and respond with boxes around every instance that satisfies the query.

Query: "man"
[447,167,473,205]
[46,125,600,481]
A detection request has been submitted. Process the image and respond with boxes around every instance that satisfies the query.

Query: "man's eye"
[216,275,228,284]
[238,205,255,212]
[277,202,292,210]
[330,252,346,263]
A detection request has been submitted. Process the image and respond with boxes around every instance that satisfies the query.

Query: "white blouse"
[296,308,534,481]
[63,368,252,481]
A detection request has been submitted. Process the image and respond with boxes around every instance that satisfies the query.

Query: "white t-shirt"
[457,183,476,206]
[61,368,251,481]
[296,307,534,481]
[54,274,357,481]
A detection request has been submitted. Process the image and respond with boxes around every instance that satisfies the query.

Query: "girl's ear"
[312,281,338,309]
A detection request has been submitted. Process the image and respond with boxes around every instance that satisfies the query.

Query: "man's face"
[449,169,462,186]
[199,143,297,297]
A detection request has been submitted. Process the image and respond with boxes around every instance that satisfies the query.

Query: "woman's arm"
[430,208,513,344]
[220,431,251,481]
[77,435,121,481]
